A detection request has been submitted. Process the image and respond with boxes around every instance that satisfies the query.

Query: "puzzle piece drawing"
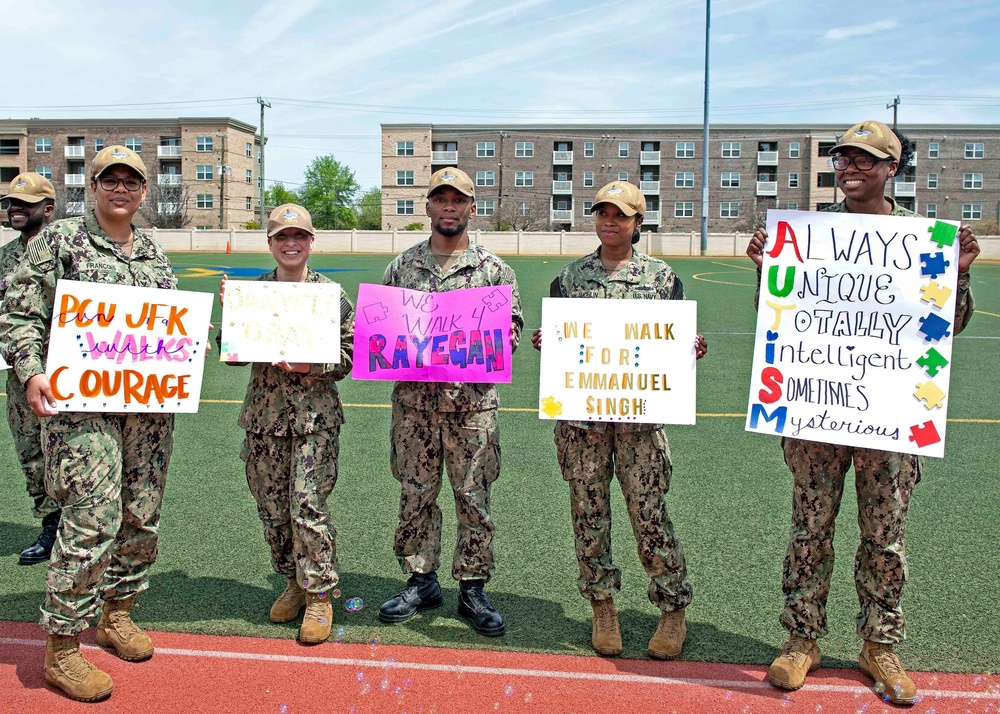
[908,420,941,448]
[916,347,949,377]
[927,221,957,249]
[482,289,509,312]
[363,302,389,324]
[919,280,953,308]
[918,313,952,343]
[914,381,946,410]
[540,396,563,418]
[919,252,950,279]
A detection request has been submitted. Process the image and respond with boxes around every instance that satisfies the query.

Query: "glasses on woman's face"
[98,175,144,191]
[831,154,891,171]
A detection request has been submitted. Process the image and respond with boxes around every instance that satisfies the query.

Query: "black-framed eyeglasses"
[831,154,892,171]
[98,176,144,191]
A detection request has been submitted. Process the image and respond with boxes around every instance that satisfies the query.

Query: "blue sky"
[4,0,998,196]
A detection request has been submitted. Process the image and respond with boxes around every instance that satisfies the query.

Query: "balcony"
[550,209,573,222]
[158,145,183,158]
[158,174,182,185]
[640,150,661,165]
[552,180,573,193]
[65,145,85,158]
[431,150,457,164]
[894,181,916,197]
[65,201,85,214]
[756,181,778,196]
[552,150,573,164]
[65,174,86,187]
[640,180,660,194]
[757,151,778,166]
[644,210,660,224]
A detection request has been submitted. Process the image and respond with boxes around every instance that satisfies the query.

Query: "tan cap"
[1,172,56,204]
[267,203,316,238]
[427,167,475,199]
[91,145,148,181]
[830,121,901,161]
[591,181,645,217]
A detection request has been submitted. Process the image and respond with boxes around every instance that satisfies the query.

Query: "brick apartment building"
[0,117,260,229]
[381,123,1000,232]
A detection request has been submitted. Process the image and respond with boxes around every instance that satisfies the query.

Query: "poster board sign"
[45,280,213,413]
[0,355,8,371]
[353,283,513,383]
[538,298,698,424]
[746,210,961,457]
[219,280,342,363]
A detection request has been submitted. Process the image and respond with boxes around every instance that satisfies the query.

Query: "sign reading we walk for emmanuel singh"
[746,209,962,457]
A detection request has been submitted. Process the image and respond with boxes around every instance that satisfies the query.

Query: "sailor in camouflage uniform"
[532,181,706,659]
[218,204,354,645]
[0,146,178,703]
[0,172,60,565]
[377,168,522,637]
[747,122,981,705]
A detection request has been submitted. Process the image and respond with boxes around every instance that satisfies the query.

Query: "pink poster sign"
[353,283,513,383]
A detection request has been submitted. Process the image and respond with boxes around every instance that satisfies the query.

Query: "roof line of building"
[381,122,1000,132]
[0,117,257,133]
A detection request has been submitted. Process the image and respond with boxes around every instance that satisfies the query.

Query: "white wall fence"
[3,227,999,260]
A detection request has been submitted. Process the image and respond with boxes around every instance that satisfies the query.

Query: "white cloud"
[239,0,321,53]
[823,19,898,41]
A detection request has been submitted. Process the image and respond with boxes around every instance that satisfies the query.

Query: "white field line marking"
[1,637,997,700]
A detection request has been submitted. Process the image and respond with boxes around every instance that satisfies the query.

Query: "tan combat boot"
[96,596,154,662]
[270,577,306,623]
[590,599,623,656]
[768,635,821,690]
[298,591,332,645]
[648,608,686,659]
[44,633,114,702]
[859,641,918,706]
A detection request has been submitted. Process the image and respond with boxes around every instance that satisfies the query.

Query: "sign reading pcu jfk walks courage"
[746,209,962,457]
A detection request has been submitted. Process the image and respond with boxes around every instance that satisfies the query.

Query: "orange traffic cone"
[226,240,231,254]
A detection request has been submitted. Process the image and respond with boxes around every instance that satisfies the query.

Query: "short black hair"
[893,128,915,171]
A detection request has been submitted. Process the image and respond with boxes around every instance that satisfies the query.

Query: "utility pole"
[496,131,506,229]
[699,0,711,255]
[217,132,227,229]
[887,95,900,129]
[257,96,271,226]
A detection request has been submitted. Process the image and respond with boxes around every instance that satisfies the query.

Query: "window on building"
[927,173,938,189]
[584,141,595,157]
[963,172,983,189]
[94,137,105,151]
[787,202,799,210]
[618,171,628,181]
[583,171,594,187]
[675,172,694,188]
[641,141,659,152]
[817,172,836,188]
[518,201,531,216]
[35,138,51,153]
[582,201,593,214]
[35,166,52,179]
[245,196,252,210]
[720,202,739,218]
[618,142,629,157]
[962,203,982,220]
[674,202,694,218]
[964,142,984,159]
[676,142,695,158]
[0,167,18,182]
[477,141,496,157]
[396,170,414,186]
[721,172,740,188]
[396,200,414,215]
[196,194,214,209]
[789,142,800,158]
[125,137,142,152]
[196,165,213,180]
[0,139,19,155]
[721,141,741,158]
[554,198,570,210]
[554,141,572,152]
[246,142,252,157]
[788,172,799,188]
[554,170,570,182]
[396,141,414,156]
[926,203,937,219]
[476,170,495,186]
[515,171,533,187]
[196,136,213,152]
[515,141,534,157]
[927,142,939,158]
[477,199,495,215]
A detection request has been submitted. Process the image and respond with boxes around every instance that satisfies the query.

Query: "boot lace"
[595,602,616,630]
[276,582,304,607]
[56,646,97,681]
[107,608,143,640]
[779,636,814,663]
[870,644,905,677]
[304,600,328,622]
[659,610,683,639]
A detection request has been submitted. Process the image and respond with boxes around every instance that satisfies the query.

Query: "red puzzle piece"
[908,420,941,448]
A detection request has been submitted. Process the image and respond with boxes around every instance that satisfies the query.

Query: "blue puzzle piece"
[918,312,952,343]
[919,252,950,279]
[927,221,957,249]
[916,347,949,377]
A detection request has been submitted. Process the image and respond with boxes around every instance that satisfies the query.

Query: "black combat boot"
[378,572,444,623]
[458,580,505,636]
[20,510,60,566]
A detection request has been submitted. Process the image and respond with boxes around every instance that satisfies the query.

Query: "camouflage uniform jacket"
[0,212,177,386]
[753,198,975,333]
[551,247,684,432]
[220,268,355,436]
[382,240,523,412]
[0,234,28,390]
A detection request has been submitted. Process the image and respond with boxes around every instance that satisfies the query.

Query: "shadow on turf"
[0,521,43,558]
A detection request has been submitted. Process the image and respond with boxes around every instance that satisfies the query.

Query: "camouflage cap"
[427,167,475,199]
[1,172,56,204]
[267,203,316,238]
[591,181,645,216]
[91,145,148,181]
[830,121,901,161]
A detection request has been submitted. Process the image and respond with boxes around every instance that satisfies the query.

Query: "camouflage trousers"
[241,429,341,592]
[554,422,692,611]
[389,403,500,582]
[5,372,57,518]
[780,438,922,644]
[40,412,173,636]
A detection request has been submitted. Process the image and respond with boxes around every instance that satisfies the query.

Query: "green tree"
[356,187,382,230]
[264,182,300,211]
[299,155,359,230]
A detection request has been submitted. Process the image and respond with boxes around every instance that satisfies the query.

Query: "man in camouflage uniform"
[0,146,178,703]
[219,204,354,645]
[0,173,61,564]
[533,181,706,659]
[378,168,522,637]
[747,121,981,705]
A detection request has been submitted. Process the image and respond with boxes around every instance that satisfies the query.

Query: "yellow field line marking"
[691,272,755,287]
[975,309,1000,318]
[710,261,757,271]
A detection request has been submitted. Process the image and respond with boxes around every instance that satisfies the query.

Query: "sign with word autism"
[353,283,513,383]
[220,280,342,363]
[538,298,698,424]
[746,210,962,457]
[46,281,213,413]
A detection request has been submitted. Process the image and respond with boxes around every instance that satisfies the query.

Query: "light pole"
[216,132,228,229]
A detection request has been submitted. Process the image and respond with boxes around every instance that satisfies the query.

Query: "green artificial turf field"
[1,251,997,672]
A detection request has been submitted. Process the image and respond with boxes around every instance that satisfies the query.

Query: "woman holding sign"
[0,145,178,702]
[531,181,707,659]
[746,121,980,705]
[218,204,355,646]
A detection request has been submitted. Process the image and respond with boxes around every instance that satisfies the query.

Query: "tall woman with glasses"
[746,121,981,705]
[0,145,179,703]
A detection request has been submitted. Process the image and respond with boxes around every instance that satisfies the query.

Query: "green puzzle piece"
[928,221,957,248]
